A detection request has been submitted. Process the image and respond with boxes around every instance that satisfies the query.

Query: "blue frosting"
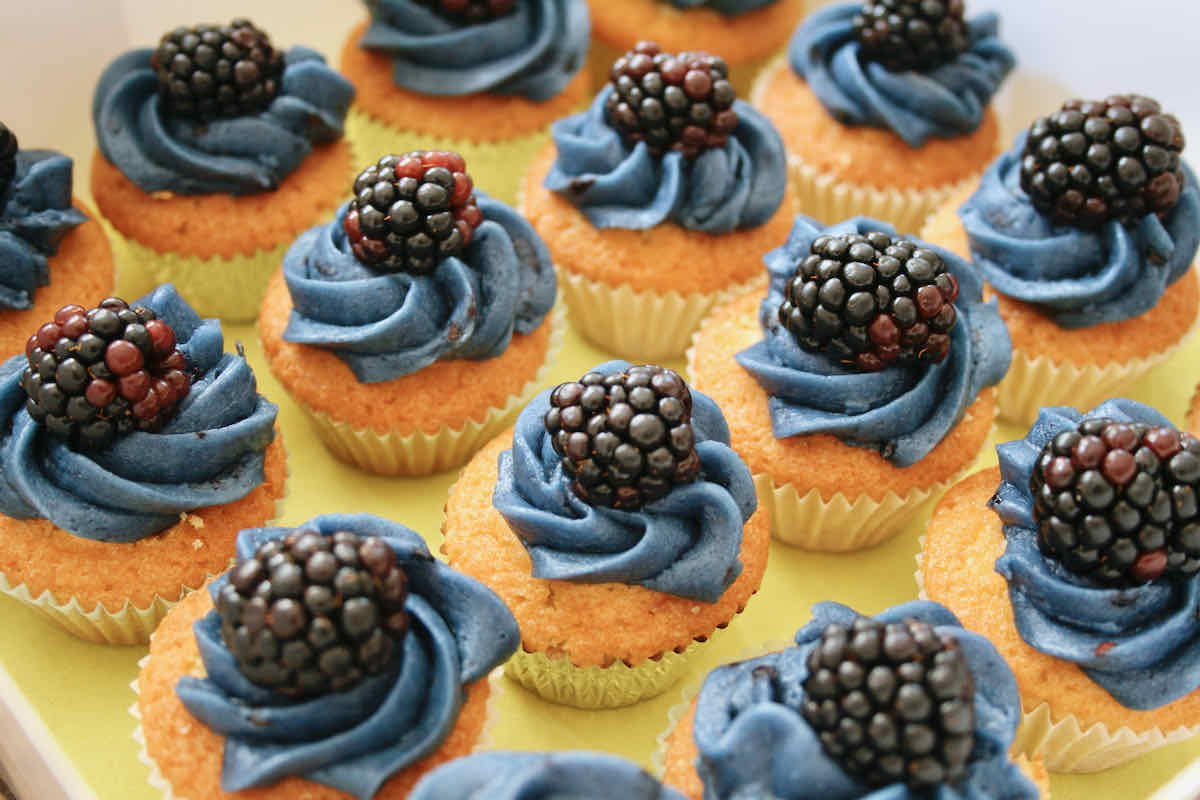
[0,285,277,543]
[789,4,1014,148]
[959,139,1200,327]
[361,0,589,101]
[493,360,757,604]
[662,0,777,14]
[692,601,1040,800]
[176,514,520,800]
[543,87,787,234]
[736,216,1011,467]
[281,193,556,384]
[992,399,1200,710]
[93,46,354,196]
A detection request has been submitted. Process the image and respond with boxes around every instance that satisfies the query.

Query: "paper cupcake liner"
[587,40,781,101]
[504,645,696,710]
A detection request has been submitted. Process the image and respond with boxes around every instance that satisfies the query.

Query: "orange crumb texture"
[138,586,490,800]
[0,433,286,613]
[258,270,553,436]
[441,431,770,668]
[340,20,590,141]
[922,469,1200,734]
[689,290,995,501]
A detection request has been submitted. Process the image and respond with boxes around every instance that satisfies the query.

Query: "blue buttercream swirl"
[662,0,777,14]
[281,193,556,384]
[93,46,354,196]
[789,3,1014,148]
[992,399,1200,710]
[736,216,1011,467]
[959,139,1200,327]
[361,0,589,101]
[176,514,520,800]
[693,601,1040,799]
[493,360,756,604]
[543,87,787,234]
[0,285,277,543]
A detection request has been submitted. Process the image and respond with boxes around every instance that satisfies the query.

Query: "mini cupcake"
[134,513,519,800]
[754,0,1014,233]
[921,399,1200,771]
[523,41,794,360]
[340,0,590,207]
[92,18,355,321]
[921,95,1199,425]
[0,285,283,644]
[659,601,1049,799]
[442,361,769,708]
[690,215,1009,550]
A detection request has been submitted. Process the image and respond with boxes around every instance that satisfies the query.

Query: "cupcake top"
[176,513,519,800]
[736,216,1011,467]
[93,19,354,196]
[661,0,779,13]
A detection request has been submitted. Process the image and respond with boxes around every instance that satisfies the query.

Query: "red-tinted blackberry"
[1019,95,1187,229]
[18,299,191,451]
[604,41,739,160]
[853,0,969,73]
[802,616,976,789]
[216,529,411,698]
[344,151,484,275]
[150,19,284,121]
[544,365,702,511]
[0,121,16,198]
[412,0,516,23]
[778,230,960,372]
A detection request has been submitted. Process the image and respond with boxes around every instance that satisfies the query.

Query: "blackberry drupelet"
[412,0,516,23]
[778,230,960,372]
[344,151,485,275]
[216,529,411,698]
[1162,432,1200,576]
[1019,95,1187,229]
[150,18,284,121]
[544,365,702,510]
[604,41,739,160]
[0,121,16,198]
[18,298,191,451]
[802,616,976,789]
[853,0,969,73]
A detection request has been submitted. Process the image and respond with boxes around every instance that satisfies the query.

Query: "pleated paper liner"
[504,646,694,710]
[586,39,782,102]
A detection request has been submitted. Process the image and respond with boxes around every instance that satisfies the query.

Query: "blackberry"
[777,230,960,372]
[604,41,739,160]
[544,365,701,510]
[18,298,191,451]
[802,616,976,789]
[150,19,284,121]
[853,0,969,73]
[216,529,410,698]
[0,121,16,198]
[344,151,484,275]
[1019,95,1187,229]
[412,0,516,24]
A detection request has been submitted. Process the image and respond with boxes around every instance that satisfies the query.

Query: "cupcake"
[921,399,1200,771]
[754,0,1014,234]
[0,285,283,644]
[659,601,1049,799]
[690,215,1009,550]
[523,41,794,361]
[339,0,590,207]
[442,361,769,708]
[134,513,519,799]
[921,95,1199,425]
[92,18,355,321]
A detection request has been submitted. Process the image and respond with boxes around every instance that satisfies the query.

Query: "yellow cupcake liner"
[505,645,696,710]
[587,40,782,102]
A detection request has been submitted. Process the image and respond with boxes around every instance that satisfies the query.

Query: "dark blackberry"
[604,41,739,159]
[344,151,484,275]
[544,365,702,511]
[216,529,410,698]
[802,615,976,789]
[1161,431,1200,576]
[412,0,516,24]
[150,18,284,121]
[0,121,16,198]
[853,0,969,73]
[1019,95,1187,229]
[777,230,960,372]
[18,298,191,451]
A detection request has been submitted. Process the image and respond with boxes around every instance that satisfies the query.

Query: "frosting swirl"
[176,513,519,800]
[0,285,277,543]
[736,216,1011,467]
[662,0,777,14]
[789,4,1014,148]
[93,46,354,196]
[992,399,1200,710]
[692,601,1039,799]
[281,193,556,383]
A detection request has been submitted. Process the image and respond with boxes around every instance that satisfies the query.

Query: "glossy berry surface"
[853,0,969,73]
[412,0,516,23]
[0,121,16,199]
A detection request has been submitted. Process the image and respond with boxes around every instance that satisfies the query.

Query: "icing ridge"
[663,0,778,14]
